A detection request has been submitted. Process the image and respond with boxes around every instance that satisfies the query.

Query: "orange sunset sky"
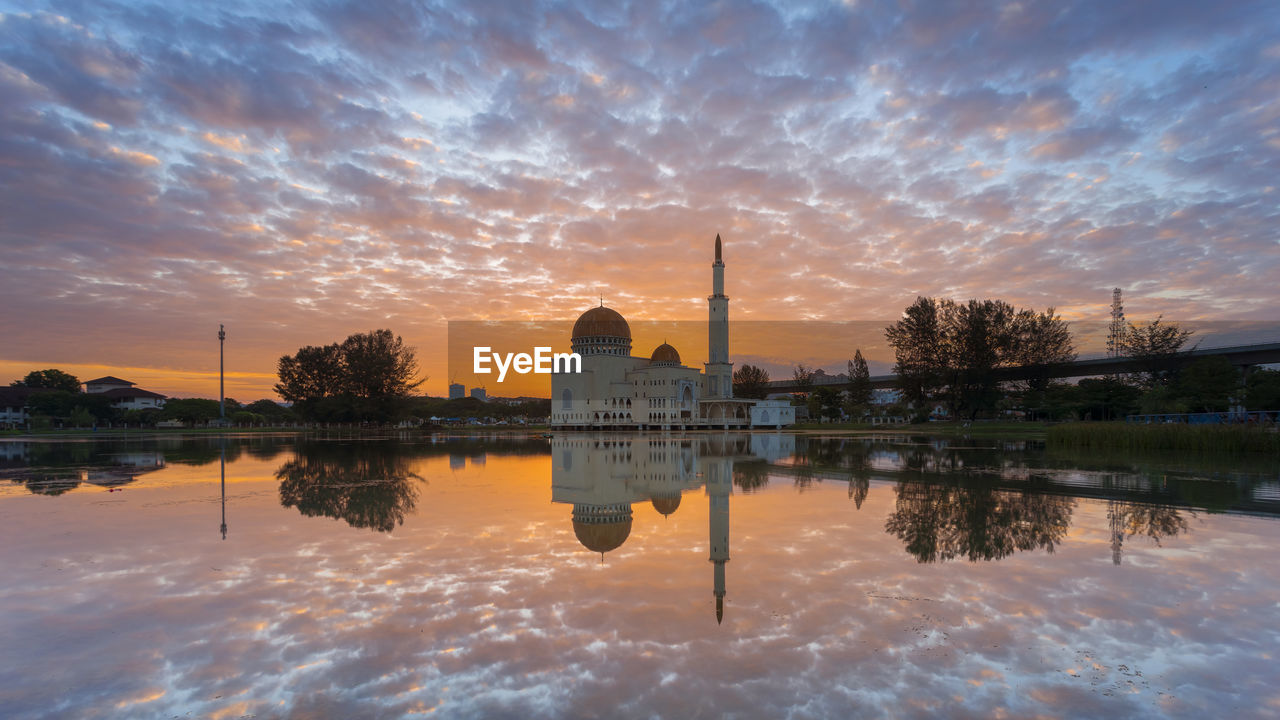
[2,2,1278,400]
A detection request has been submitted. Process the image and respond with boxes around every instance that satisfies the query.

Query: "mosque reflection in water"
[551,433,795,624]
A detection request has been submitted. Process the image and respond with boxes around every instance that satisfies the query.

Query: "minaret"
[706,234,732,398]
[707,455,731,624]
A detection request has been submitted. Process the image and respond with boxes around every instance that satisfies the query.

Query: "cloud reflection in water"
[0,434,1276,719]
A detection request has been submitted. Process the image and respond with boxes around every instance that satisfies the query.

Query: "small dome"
[649,343,681,366]
[650,494,681,516]
[572,306,631,340]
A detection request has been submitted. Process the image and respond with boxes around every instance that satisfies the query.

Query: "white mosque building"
[551,235,795,430]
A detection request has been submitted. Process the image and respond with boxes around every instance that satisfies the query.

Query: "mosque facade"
[550,235,795,430]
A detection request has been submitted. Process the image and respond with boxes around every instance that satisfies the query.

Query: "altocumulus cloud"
[0,0,1277,396]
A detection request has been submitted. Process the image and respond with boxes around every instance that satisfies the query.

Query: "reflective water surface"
[1,433,1278,719]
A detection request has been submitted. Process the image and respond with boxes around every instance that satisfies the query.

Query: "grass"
[1048,422,1280,454]
[790,420,1053,438]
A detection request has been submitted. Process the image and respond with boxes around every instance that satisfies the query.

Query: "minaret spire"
[706,233,731,398]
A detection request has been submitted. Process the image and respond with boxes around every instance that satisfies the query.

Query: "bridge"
[762,341,1280,395]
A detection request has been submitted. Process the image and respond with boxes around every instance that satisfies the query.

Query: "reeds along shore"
[1048,422,1280,453]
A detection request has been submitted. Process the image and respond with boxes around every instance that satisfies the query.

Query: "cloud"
[0,0,1278,398]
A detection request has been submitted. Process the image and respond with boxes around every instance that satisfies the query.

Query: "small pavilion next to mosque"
[550,235,795,430]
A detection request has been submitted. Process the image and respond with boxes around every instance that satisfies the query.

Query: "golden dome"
[649,343,681,366]
[572,306,631,340]
[572,517,633,554]
[650,494,681,516]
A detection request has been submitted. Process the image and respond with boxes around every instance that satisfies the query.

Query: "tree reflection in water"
[277,441,425,532]
[885,481,1075,563]
[1107,500,1191,565]
[732,460,770,493]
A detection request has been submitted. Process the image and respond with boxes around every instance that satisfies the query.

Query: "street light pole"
[219,324,226,422]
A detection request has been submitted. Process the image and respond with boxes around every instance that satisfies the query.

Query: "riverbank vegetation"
[1048,422,1279,453]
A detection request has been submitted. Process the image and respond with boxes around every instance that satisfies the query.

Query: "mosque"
[550,235,795,430]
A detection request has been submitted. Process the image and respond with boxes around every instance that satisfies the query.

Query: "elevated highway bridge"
[763,341,1280,395]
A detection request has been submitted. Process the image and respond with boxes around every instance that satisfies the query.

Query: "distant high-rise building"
[449,383,465,400]
[470,387,487,401]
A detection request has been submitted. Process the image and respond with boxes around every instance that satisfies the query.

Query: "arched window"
[561,388,572,409]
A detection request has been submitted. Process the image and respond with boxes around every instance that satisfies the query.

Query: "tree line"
[732,295,1280,422]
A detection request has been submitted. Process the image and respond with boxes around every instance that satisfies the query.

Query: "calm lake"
[1,432,1278,719]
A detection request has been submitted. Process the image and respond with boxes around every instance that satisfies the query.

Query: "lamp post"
[218,324,226,422]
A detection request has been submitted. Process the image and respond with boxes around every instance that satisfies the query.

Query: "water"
[1,433,1278,719]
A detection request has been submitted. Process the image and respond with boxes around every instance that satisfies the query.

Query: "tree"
[1075,377,1142,420]
[162,398,221,424]
[341,329,424,398]
[13,369,81,393]
[732,364,770,399]
[888,297,1076,420]
[275,343,345,402]
[792,363,814,403]
[885,297,943,410]
[846,350,871,414]
[1121,316,1194,388]
[1245,369,1280,410]
[25,390,78,421]
[1176,356,1240,413]
[939,299,1017,419]
[275,329,425,423]
[245,399,296,423]
[813,386,843,421]
[1010,307,1076,392]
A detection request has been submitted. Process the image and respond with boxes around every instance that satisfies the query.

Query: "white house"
[83,376,166,411]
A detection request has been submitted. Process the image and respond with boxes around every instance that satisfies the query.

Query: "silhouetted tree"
[1121,316,1194,388]
[1176,356,1240,412]
[733,364,770,399]
[885,297,943,411]
[1010,307,1076,393]
[13,369,81,393]
[276,329,425,423]
[162,398,222,424]
[792,363,814,402]
[888,297,1075,419]
[1075,377,1142,420]
[1245,369,1280,410]
[846,350,872,416]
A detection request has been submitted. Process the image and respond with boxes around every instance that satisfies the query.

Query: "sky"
[1,0,1278,399]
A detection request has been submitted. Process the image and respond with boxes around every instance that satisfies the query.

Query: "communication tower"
[1106,288,1125,357]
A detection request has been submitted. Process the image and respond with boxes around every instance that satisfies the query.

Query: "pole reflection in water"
[219,440,227,540]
